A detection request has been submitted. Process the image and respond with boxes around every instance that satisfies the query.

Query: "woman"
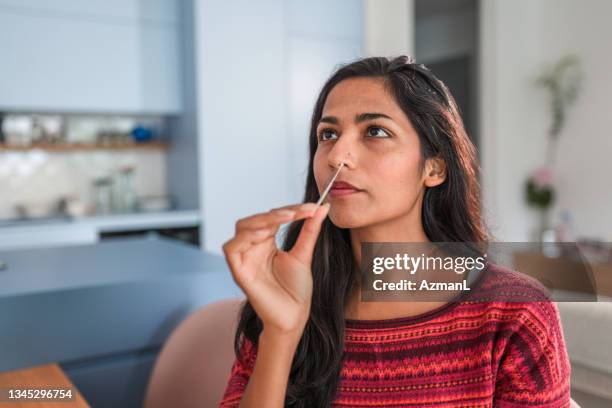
[219,56,570,407]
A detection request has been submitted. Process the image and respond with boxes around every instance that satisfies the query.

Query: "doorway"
[414,0,479,150]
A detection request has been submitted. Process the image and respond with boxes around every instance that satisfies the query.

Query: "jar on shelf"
[114,165,137,213]
[92,177,114,215]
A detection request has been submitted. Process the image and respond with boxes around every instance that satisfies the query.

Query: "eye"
[367,126,391,138]
[318,128,338,142]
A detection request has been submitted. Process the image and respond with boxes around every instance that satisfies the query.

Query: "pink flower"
[530,166,554,188]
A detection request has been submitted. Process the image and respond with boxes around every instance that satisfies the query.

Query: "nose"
[327,140,356,170]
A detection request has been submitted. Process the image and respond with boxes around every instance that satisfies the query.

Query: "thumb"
[290,203,330,265]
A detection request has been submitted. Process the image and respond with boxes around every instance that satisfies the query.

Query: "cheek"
[312,146,331,192]
[372,151,423,197]
[313,147,328,191]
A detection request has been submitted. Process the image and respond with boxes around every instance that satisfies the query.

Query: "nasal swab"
[316,161,345,207]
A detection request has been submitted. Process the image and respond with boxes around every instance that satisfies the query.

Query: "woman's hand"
[222,202,330,338]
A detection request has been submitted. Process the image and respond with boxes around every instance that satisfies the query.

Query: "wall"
[363,0,414,57]
[286,0,363,201]
[537,0,612,242]
[194,0,288,253]
[480,0,612,241]
[193,0,363,253]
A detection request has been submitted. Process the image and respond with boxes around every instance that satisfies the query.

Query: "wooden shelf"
[0,141,169,152]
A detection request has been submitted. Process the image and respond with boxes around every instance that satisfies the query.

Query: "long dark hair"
[233,55,489,407]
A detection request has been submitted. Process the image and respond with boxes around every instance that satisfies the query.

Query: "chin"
[327,210,368,229]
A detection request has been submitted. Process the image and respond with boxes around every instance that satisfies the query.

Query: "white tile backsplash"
[0,150,167,219]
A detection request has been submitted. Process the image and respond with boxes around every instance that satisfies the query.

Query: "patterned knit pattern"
[219,262,571,407]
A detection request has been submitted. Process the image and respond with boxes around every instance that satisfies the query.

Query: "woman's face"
[313,77,438,229]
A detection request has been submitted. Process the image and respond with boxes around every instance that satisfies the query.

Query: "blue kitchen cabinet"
[0,0,181,113]
[0,237,242,408]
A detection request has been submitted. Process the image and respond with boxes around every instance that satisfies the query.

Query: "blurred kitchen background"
[0,0,610,407]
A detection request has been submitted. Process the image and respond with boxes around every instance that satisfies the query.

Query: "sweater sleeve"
[493,301,571,408]
[219,335,258,407]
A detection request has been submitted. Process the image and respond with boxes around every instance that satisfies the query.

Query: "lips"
[330,180,362,198]
[332,181,360,190]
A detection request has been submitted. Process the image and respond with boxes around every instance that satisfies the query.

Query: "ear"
[423,156,446,188]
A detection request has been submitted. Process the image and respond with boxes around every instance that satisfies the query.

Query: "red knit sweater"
[219,262,571,407]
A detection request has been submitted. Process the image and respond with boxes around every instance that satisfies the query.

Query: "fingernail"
[276,209,295,217]
[254,229,268,236]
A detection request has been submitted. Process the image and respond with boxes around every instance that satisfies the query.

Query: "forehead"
[321,77,404,118]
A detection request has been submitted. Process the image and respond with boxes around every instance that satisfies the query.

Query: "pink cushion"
[144,297,245,408]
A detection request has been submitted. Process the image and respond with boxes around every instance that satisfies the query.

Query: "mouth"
[330,181,363,198]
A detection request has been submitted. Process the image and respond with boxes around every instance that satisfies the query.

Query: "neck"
[349,209,430,265]
[345,207,443,321]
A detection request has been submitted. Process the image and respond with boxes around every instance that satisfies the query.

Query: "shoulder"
[472,261,553,303]
[469,266,571,404]
[466,262,565,340]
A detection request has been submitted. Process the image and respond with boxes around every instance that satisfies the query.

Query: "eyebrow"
[318,112,394,125]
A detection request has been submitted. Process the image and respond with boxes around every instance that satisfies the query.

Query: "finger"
[222,228,272,271]
[228,205,322,273]
[235,211,293,233]
[290,203,330,265]
[270,202,318,213]
[236,203,319,232]
[223,239,243,280]
[226,228,272,256]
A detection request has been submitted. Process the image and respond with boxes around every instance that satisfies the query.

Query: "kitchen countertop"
[0,209,200,231]
[0,235,224,297]
[0,236,242,372]
[0,210,201,250]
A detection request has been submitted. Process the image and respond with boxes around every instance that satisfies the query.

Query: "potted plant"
[526,54,582,241]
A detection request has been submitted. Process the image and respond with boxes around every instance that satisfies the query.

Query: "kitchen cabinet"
[0,0,179,23]
[0,0,181,113]
[0,237,241,407]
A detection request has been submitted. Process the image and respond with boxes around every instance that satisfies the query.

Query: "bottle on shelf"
[114,165,137,213]
[92,177,114,215]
